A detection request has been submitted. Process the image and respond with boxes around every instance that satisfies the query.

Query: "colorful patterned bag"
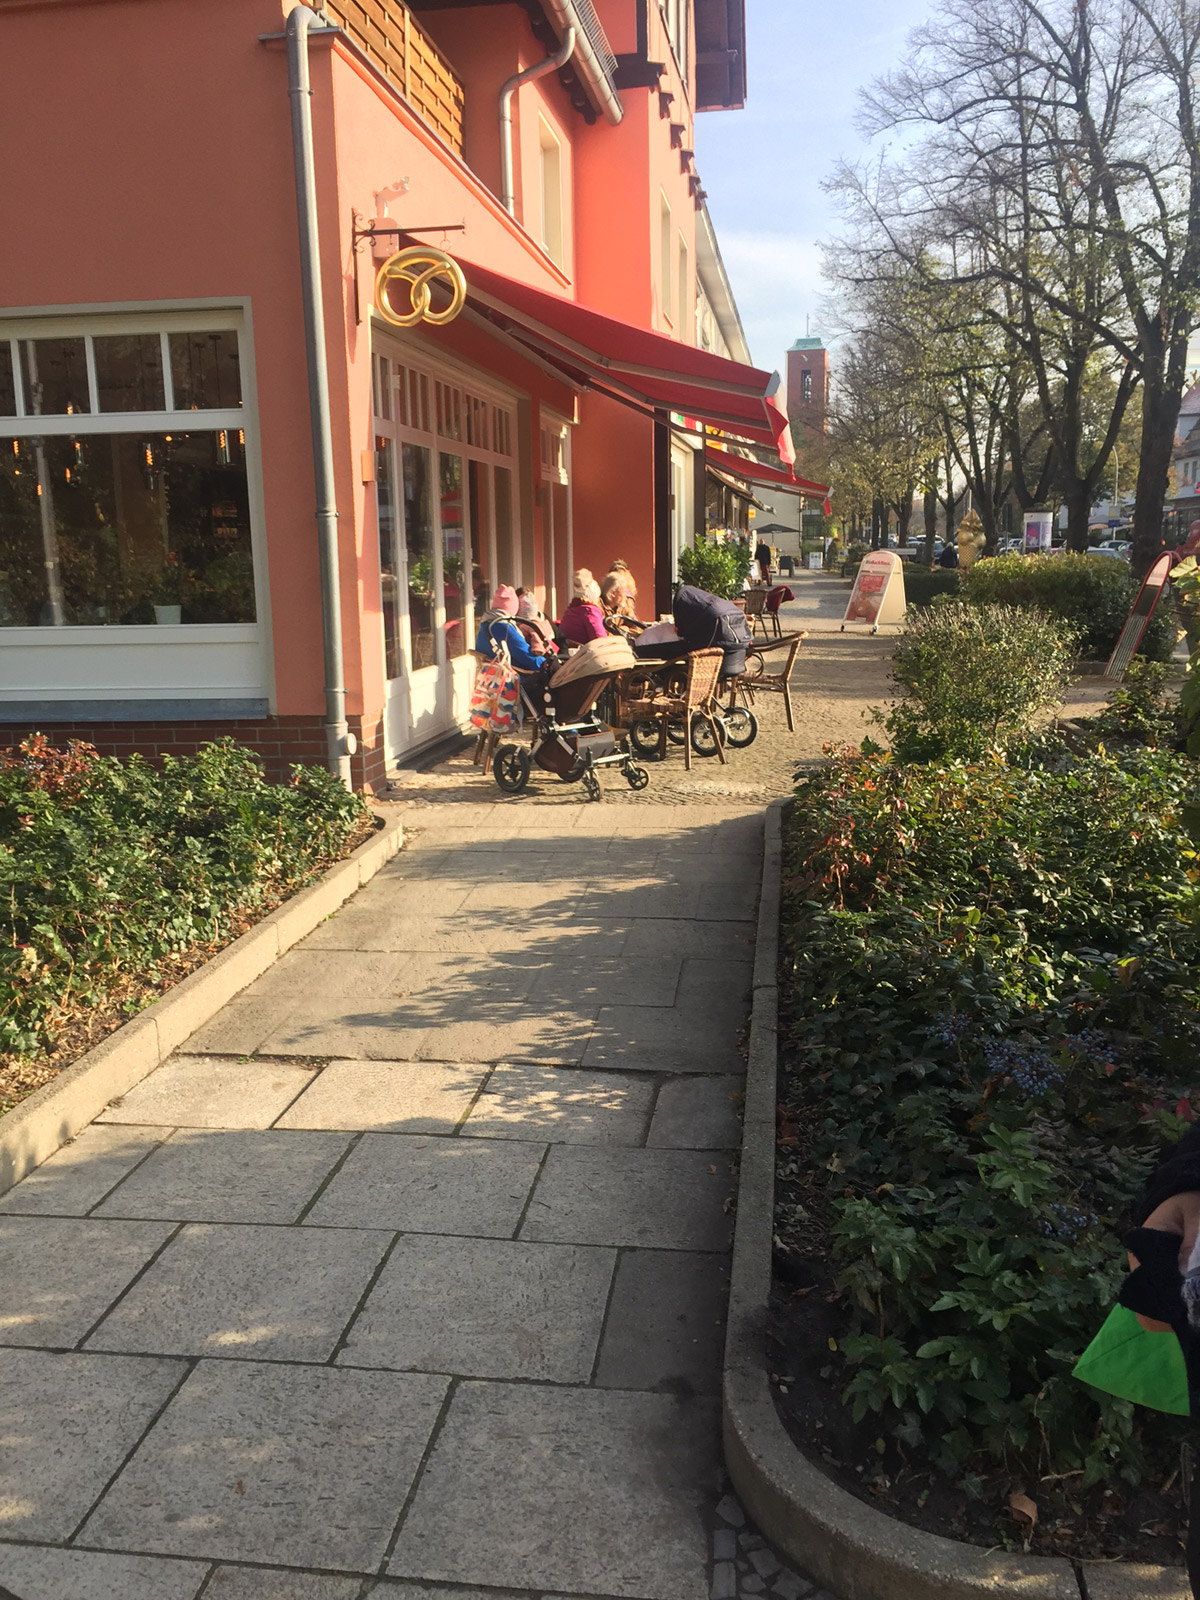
[469,643,521,734]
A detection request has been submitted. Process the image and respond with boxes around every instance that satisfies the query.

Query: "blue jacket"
[475,616,543,671]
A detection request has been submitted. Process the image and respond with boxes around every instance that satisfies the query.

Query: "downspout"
[286,4,354,789]
[499,27,576,216]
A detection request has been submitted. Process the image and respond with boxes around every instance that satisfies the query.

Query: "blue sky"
[694,0,942,374]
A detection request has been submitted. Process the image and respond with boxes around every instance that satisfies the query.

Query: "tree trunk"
[923,475,938,567]
[871,497,884,549]
[1133,337,1189,575]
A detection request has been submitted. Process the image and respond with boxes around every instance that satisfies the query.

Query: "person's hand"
[1127,1191,1200,1330]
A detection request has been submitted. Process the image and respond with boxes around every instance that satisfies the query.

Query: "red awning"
[705,447,828,498]
[458,259,795,463]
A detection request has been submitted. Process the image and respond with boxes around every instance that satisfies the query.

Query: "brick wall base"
[0,714,389,793]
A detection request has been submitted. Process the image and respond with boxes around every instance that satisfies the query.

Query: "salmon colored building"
[0,0,791,788]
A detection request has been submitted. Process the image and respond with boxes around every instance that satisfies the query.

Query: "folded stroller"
[492,635,651,801]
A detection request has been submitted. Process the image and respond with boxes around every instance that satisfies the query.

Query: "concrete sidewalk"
[0,799,791,1600]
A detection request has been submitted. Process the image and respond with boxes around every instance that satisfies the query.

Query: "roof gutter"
[540,0,624,126]
[286,4,354,789]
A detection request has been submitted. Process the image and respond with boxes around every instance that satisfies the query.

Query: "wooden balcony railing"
[324,0,465,156]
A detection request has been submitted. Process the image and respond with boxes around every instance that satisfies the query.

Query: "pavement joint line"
[325,1230,404,1366]
[586,1243,626,1386]
[291,1129,367,1223]
[377,1371,460,1578]
[190,1564,219,1599]
[78,1126,178,1217]
[73,1218,187,1350]
[447,1060,501,1136]
[509,1141,553,1238]
[65,1353,198,1546]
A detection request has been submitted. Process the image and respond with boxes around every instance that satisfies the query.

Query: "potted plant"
[152,551,183,625]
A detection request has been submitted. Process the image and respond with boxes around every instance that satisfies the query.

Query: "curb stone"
[723,800,1183,1599]
[0,808,403,1196]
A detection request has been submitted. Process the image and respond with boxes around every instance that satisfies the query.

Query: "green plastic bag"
[1072,1304,1189,1416]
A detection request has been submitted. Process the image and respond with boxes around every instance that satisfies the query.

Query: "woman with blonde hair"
[559,568,606,644]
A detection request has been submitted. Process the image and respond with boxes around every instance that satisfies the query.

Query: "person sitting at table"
[605,559,639,612]
[475,583,545,670]
[515,593,559,654]
[559,570,606,644]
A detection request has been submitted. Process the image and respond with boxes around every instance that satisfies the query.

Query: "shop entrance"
[372,349,519,763]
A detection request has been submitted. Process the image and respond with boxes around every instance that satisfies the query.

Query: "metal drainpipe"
[499,27,576,215]
[287,4,354,789]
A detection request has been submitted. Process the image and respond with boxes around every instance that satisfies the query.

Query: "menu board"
[841,551,907,632]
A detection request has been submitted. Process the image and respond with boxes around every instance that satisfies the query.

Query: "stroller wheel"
[665,717,686,746]
[690,715,727,758]
[629,720,664,759]
[493,744,532,793]
[625,764,650,791]
[582,770,602,803]
[724,707,759,748]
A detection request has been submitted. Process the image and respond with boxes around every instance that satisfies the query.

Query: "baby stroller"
[492,635,651,801]
[625,584,760,757]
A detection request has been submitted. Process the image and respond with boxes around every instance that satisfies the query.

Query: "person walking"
[753,538,773,586]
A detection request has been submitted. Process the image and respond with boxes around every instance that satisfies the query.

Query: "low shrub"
[885,602,1078,761]
[901,566,960,608]
[961,553,1177,662]
[0,736,367,1082]
[678,540,751,599]
[778,743,1200,1488]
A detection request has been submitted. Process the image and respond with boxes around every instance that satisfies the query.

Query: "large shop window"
[0,326,255,627]
[373,353,517,684]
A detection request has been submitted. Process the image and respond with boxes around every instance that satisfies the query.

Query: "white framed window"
[660,0,689,84]
[678,238,690,342]
[0,314,256,629]
[660,195,673,327]
[538,117,564,267]
[372,349,519,681]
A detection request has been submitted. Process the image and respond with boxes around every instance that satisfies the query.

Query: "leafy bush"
[0,737,367,1079]
[1092,659,1175,746]
[961,553,1177,662]
[902,566,960,608]
[778,743,1200,1486]
[678,540,751,599]
[885,602,1078,761]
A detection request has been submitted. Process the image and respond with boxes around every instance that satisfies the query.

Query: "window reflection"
[376,437,401,680]
[0,346,14,416]
[440,452,466,660]
[94,335,165,412]
[402,443,435,670]
[169,331,242,409]
[0,431,255,626]
[19,339,90,415]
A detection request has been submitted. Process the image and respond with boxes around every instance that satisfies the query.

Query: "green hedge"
[778,741,1199,1488]
[961,553,1176,661]
[902,566,960,607]
[0,737,367,1082]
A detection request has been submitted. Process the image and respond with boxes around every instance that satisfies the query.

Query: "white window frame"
[660,194,674,329]
[538,116,565,268]
[0,306,272,713]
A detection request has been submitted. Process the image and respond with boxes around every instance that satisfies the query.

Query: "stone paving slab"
[648,1078,743,1149]
[0,1544,208,1600]
[0,1347,186,1540]
[239,948,462,999]
[521,1146,734,1251]
[337,1233,614,1381]
[522,954,683,1011]
[581,1003,744,1074]
[86,1222,390,1362]
[94,1130,353,1224]
[201,1570,361,1600]
[276,1059,487,1133]
[594,1249,729,1396]
[98,1057,317,1129]
[389,1381,717,1600]
[82,1360,448,1569]
[0,1215,173,1346]
[303,1131,543,1235]
[622,918,755,964]
[410,1007,599,1065]
[0,1123,165,1216]
[460,1063,655,1144]
[248,1000,435,1062]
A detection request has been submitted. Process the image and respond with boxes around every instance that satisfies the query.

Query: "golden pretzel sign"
[374,247,467,328]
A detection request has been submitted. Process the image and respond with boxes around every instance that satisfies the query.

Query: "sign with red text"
[841,550,906,632]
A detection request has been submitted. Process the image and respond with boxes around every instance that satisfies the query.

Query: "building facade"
[0,0,787,789]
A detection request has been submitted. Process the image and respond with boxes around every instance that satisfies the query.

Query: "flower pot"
[154,605,182,626]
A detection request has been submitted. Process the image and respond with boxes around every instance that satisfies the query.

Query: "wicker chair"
[729,631,806,733]
[739,586,769,636]
[622,647,726,770]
